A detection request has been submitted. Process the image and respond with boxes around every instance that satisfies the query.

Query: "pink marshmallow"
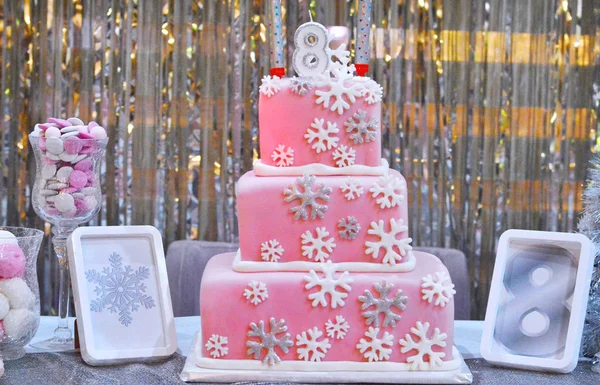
[48,118,72,127]
[84,170,95,182]
[79,145,95,154]
[44,208,61,216]
[74,159,93,171]
[0,244,26,279]
[64,136,83,154]
[78,126,94,139]
[88,121,99,129]
[74,198,88,215]
[69,170,88,189]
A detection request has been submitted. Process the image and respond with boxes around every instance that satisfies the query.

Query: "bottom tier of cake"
[197,252,458,372]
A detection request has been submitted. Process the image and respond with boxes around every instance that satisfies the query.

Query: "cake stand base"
[180,332,473,384]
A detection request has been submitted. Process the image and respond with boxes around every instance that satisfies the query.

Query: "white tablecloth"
[26,316,484,359]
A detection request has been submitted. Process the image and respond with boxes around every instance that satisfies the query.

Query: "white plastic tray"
[181,331,473,383]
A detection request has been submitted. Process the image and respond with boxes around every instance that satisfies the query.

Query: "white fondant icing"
[304,261,353,309]
[421,272,456,308]
[369,174,405,209]
[356,327,394,362]
[243,280,268,305]
[340,177,365,200]
[305,118,339,154]
[301,227,336,262]
[399,321,448,370]
[332,145,356,167]
[325,315,350,340]
[205,334,229,358]
[260,240,284,262]
[296,327,331,362]
[365,219,413,265]
[259,75,282,97]
[355,77,384,104]
[195,343,462,372]
[271,145,294,167]
[231,249,417,273]
[254,159,389,177]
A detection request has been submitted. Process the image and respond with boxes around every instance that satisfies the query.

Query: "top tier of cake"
[256,73,384,175]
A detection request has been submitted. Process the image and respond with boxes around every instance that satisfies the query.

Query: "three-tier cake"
[194,43,458,372]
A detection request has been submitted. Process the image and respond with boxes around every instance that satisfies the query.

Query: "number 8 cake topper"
[292,13,330,77]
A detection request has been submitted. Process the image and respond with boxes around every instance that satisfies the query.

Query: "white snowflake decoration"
[332,145,356,167]
[271,144,294,167]
[205,334,229,358]
[325,315,350,340]
[304,260,353,309]
[85,252,156,327]
[301,227,336,262]
[356,326,394,362]
[353,77,383,104]
[358,280,408,328]
[247,318,294,366]
[304,118,339,153]
[260,239,284,262]
[259,75,282,97]
[315,47,363,115]
[290,76,313,96]
[243,280,268,305]
[340,177,364,200]
[283,174,332,220]
[365,218,413,265]
[345,110,379,144]
[421,272,456,308]
[399,321,448,370]
[338,216,361,240]
[369,174,406,209]
[296,327,331,362]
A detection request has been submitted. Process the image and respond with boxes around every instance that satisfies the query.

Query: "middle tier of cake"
[236,169,414,271]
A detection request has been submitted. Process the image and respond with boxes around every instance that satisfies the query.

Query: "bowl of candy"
[0,227,44,360]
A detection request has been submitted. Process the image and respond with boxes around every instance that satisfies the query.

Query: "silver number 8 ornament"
[293,22,329,77]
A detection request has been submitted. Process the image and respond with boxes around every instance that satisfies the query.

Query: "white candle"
[355,0,372,76]
[269,0,285,76]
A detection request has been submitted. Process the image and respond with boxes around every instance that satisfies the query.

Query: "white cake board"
[180,332,473,384]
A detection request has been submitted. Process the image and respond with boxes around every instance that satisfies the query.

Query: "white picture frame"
[68,225,177,366]
[481,229,594,373]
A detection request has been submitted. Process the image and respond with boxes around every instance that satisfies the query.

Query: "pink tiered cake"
[195,46,458,372]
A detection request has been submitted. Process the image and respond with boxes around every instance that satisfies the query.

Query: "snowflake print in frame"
[85,252,156,327]
[68,226,177,365]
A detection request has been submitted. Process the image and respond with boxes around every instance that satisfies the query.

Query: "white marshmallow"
[0,293,9,320]
[45,138,64,155]
[54,193,75,213]
[56,166,73,181]
[0,278,35,309]
[59,152,78,162]
[68,117,85,126]
[0,231,17,245]
[82,187,97,196]
[45,152,61,161]
[45,126,61,138]
[41,164,57,179]
[3,308,37,341]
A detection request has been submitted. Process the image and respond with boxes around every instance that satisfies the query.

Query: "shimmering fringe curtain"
[0,0,598,318]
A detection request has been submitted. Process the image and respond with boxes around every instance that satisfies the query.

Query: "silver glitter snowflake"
[283,174,332,220]
[290,76,313,96]
[344,110,379,144]
[338,216,361,240]
[85,252,156,327]
[358,280,408,328]
[246,318,294,366]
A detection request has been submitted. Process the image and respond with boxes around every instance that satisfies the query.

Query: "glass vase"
[0,227,44,360]
[29,135,107,351]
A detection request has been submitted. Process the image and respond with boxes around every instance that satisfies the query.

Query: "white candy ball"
[45,137,64,155]
[68,117,85,126]
[3,308,37,341]
[54,193,75,213]
[0,293,8,320]
[56,166,73,181]
[41,164,57,179]
[0,278,35,310]
[45,126,61,138]
[0,231,17,245]
[90,125,107,139]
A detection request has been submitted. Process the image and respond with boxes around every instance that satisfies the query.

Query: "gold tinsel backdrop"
[0,0,599,319]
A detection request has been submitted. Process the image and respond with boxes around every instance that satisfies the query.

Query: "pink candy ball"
[78,126,95,139]
[0,244,26,279]
[69,170,88,189]
[64,136,83,154]
[74,159,93,171]
[48,117,72,127]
